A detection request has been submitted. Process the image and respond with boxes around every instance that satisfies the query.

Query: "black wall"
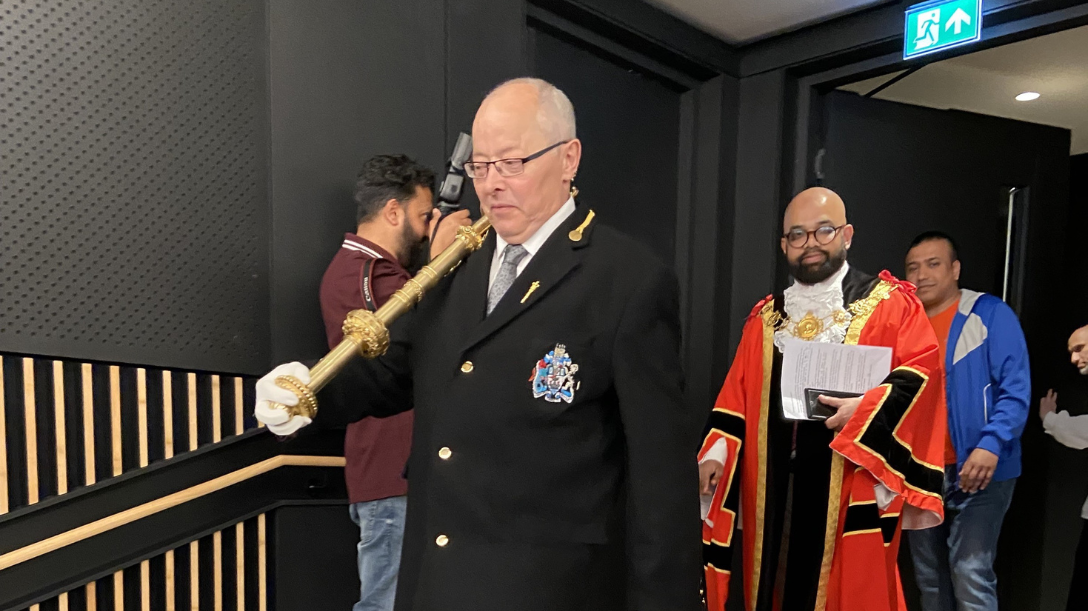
[1,2,739,601]
[0,0,547,372]
[273,505,359,610]
[267,0,537,364]
[268,0,738,382]
[3,0,740,596]
[0,0,740,405]
[3,1,1079,390]
[726,71,788,352]
[267,0,447,364]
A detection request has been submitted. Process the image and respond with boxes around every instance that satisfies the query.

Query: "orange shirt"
[928,300,959,465]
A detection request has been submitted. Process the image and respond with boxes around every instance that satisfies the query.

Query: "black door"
[528,26,682,264]
[820,91,1067,298]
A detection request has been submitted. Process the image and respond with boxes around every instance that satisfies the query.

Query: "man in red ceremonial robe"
[698,188,946,611]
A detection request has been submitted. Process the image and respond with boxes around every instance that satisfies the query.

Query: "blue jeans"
[908,466,1016,611]
[349,497,407,611]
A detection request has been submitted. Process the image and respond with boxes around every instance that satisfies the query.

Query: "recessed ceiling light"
[1015,92,1041,102]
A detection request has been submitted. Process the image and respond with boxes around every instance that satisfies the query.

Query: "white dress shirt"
[488,196,576,292]
[1044,410,1088,518]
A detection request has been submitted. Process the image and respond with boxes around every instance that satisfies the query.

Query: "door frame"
[740,1,1088,293]
[525,2,741,416]
[788,3,1088,200]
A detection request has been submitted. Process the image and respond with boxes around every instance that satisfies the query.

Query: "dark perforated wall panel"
[0,0,269,374]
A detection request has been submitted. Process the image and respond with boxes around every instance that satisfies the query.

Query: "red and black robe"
[700,268,946,611]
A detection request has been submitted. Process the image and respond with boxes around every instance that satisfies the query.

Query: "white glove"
[254,362,313,436]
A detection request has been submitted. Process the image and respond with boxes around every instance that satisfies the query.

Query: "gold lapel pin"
[568,209,596,242]
[521,281,541,303]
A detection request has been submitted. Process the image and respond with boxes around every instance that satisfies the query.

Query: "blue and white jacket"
[945,289,1031,482]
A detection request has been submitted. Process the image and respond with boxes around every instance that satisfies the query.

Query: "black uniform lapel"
[445,230,496,326]
[460,205,595,354]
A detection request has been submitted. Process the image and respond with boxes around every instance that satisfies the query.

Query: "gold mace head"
[455,224,487,251]
[342,309,390,358]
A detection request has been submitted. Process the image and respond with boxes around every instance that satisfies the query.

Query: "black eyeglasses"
[464,141,569,179]
[783,224,846,248]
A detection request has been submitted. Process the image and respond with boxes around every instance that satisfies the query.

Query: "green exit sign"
[904,0,983,59]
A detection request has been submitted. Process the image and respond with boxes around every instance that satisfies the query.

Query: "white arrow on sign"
[946,8,972,34]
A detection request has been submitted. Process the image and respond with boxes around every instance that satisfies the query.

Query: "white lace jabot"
[774,262,852,350]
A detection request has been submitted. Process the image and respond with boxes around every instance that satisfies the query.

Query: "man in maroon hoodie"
[320,154,469,611]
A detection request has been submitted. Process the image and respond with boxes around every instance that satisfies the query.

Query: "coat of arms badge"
[529,343,580,403]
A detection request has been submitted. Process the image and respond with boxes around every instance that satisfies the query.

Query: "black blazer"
[319,204,702,611]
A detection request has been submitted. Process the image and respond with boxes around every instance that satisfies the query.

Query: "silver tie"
[487,244,529,315]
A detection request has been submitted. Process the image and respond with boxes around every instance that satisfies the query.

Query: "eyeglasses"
[463,141,569,179]
[783,224,846,248]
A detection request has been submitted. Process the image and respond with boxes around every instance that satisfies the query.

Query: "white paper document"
[779,338,893,421]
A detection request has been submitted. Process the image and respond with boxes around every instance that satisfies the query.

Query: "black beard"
[789,246,847,285]
[398,221,430,273]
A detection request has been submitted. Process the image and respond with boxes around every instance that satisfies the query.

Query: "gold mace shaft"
[273,216,492,418]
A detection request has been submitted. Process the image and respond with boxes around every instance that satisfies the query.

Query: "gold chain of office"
[763,282,896,341]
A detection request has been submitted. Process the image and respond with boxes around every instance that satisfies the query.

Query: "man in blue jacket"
[904,231,1031,611]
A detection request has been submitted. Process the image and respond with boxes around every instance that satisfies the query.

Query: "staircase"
[0,354,352,611]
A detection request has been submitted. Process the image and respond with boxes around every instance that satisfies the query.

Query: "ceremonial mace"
[269,216,491,418]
